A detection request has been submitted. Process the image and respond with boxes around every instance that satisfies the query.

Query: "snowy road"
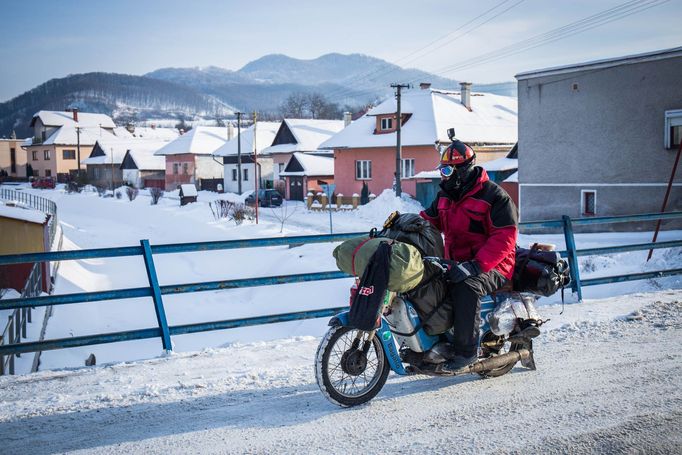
[1,290,681,454]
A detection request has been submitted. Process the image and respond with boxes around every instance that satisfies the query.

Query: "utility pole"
[236,112,244,194]
[111,147,114,192]
[253,111,259,224]
[391,83,410,197]
[76,126,82,181]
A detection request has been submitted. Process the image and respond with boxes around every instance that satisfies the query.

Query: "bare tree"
[149,187,164,205]
[279,92,308,118]
[271,204,298,233]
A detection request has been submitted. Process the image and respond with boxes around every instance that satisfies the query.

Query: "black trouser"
[446,270,507,357]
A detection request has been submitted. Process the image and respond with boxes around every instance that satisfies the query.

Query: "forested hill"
[0,73,233,138]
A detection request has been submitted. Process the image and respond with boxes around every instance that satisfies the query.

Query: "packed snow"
[0,182,680,454]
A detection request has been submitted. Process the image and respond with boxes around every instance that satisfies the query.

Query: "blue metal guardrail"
[0,211,680,367]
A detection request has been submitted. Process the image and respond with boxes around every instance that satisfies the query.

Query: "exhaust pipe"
[467,349,531,374]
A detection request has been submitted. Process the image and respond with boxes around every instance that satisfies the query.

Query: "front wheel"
[315,325,390,407]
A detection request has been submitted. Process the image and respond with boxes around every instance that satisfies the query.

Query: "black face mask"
[440,163,479,200]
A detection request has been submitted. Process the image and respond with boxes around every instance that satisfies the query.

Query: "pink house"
[154,127,228,191]
[320,83,518,199]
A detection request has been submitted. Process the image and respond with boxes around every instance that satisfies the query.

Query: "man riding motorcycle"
[420,138,518,372]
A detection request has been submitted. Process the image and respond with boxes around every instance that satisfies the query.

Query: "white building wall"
[194,155,224,180]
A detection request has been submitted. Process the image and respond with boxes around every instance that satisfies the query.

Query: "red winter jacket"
[420,168,518,280]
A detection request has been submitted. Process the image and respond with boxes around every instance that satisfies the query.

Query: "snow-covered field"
[1,183,681,454]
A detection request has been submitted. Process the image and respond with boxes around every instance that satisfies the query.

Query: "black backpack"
[513,244,571,297]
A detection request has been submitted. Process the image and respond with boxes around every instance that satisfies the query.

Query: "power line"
[324,0,524,101]
[420,0,669,80]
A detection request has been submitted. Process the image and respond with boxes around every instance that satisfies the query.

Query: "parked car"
[245,189,283,207]
[31,177,55,189]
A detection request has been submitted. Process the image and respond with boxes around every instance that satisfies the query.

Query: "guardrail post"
[140,239,173,352]
[562,215,583,302]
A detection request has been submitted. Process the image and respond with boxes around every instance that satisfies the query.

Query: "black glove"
[441,260,481,283]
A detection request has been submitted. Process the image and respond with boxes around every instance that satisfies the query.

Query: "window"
[63,149,76,160]
[665,110,682,149]
[232,169,237,181]
[581,190,596,216]
[380,117,393,131]
[278,163,284,174]
[355,160,372,180]
[44,150,50,160]
[93,167,100,179]
[182,163,189,175]
[401,158,415,178]
[243,169,249,181]
[173,163,179,175]
[45,169,51,177]
[32,151,38,161]
[10,148,16,174]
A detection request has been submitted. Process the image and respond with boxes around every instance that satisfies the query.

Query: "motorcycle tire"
[315,325,390,407]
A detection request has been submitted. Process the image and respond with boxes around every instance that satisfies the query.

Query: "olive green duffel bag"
[333,237,424,293]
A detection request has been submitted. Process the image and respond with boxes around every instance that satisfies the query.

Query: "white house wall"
[194,155,224,181]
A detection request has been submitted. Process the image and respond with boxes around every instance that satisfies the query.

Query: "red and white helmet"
[439,140,475,167]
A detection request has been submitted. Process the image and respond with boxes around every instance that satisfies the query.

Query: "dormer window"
[375,114,411,134]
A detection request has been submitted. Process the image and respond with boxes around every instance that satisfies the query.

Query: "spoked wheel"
[477,331,519,378]
[315,326,390,407]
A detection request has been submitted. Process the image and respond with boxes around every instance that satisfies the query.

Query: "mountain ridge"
[1,53,516,138]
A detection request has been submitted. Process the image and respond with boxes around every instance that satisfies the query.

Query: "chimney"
[419,82,431,90]
[71,108,79,122]
[226,122,235,140]
[343,112,352,127]
[460,82,472,111]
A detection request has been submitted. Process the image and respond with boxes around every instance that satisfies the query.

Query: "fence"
[0,189,57,374]
[0,211,680,374]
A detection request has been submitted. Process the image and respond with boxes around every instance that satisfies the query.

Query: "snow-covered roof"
[279,152,334,177]
[180,184,198,197]
[262,119,344,155]
[42,126,118,146]
[320,88,517,149]
[83,138,168,166]
[213,122,280,157]
[31,110,116,129]
[124,147,166,171]
[412,170,440,180]
[114,126,179,141]
[154,127,228,156]
[503,171,518,183]
[516,46,682,80]
[0,203,47,224]
[480,157,518,172]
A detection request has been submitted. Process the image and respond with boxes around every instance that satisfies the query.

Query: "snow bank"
[356,189,424,225]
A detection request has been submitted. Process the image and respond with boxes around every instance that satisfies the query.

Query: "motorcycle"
[314,264,544,407]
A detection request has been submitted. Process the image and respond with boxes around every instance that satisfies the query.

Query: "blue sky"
[0,0,679,101]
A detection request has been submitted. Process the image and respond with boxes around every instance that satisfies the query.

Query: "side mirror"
[447,128,456,140]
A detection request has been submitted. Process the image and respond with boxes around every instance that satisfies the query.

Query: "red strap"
[351,238,372,276]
